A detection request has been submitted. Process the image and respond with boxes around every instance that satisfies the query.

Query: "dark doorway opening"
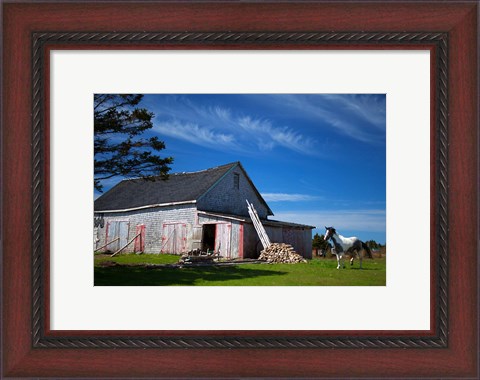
[202,224,216,252]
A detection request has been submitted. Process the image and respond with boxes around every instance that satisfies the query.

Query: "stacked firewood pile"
[259,243,307,264]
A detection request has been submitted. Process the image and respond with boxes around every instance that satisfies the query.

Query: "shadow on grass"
[94,265,288,286]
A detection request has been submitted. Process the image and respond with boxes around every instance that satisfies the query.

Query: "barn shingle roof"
[94,162,271,213]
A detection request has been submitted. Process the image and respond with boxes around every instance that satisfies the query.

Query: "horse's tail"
[362,241,373,258]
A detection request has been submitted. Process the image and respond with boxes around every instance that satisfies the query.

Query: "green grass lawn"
[94,253,386,286]
[95,253,179,265]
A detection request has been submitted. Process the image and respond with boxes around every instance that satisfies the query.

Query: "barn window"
[233,173,239,189]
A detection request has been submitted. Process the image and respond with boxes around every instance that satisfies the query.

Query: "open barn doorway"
[202,224,216,252]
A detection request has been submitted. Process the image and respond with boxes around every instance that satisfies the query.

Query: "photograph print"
[93,94,386,286]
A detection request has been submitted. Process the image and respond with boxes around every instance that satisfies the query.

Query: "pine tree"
[94,94,173,192]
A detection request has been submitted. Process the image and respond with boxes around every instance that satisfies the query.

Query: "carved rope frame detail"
[31,31,448,349]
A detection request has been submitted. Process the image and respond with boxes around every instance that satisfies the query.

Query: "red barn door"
[134,224,145,253]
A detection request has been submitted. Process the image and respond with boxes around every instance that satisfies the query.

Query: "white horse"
[324,226,373,269]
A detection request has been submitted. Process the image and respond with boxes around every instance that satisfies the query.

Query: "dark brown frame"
[3,1,478,378]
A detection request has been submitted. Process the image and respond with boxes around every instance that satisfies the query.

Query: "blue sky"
[97,94,386,244]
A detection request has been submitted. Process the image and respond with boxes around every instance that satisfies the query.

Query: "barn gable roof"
[94,162,272,215]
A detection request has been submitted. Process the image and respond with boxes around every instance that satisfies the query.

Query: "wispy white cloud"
[237,116,315,153]
[150,96,317,155]
[261,193,322,202]
[254,94,386,144]
[155,120,236,148]
[321,94,386,130]
[148,93,385,155]
[273,209,386,232]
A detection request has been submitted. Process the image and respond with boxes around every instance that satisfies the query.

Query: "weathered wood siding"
[105,220,129,251]
[95,204,196,254]
[197,213,242,259]
[284,228,312,259]
[196,168,269,219]
[134,224,145,253]
[215,223,231,258]
[160,222,187,254]
[93,227,99,250]
[242,223,262,259]
[94,205,312,259]
[242,222,313,259]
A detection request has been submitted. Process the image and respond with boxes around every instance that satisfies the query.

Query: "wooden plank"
[118,221,129,249]
[111,233,140,257]
[177,224,187,254]
[94,237,119,253]
[238,223,244,259]
[215,223,231,258]
[162,223,187,254]
[106,222,119,251]
[134,225,145,253]
[160,223,174,253]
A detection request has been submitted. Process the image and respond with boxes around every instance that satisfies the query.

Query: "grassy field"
[94,253,386,286]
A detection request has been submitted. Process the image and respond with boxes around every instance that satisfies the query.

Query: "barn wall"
[284,228,313,259]
[94,204,313,258]
[242,222,313,259]
[197,214,242,259]
[242,223,263,259]
[94,204,197,254]
[197,167,269,219]
[303,229,314,258]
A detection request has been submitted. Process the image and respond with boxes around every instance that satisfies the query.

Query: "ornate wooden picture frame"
[3,2,478,378]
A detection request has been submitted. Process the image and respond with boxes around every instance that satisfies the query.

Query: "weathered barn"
[94,162,314,259]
